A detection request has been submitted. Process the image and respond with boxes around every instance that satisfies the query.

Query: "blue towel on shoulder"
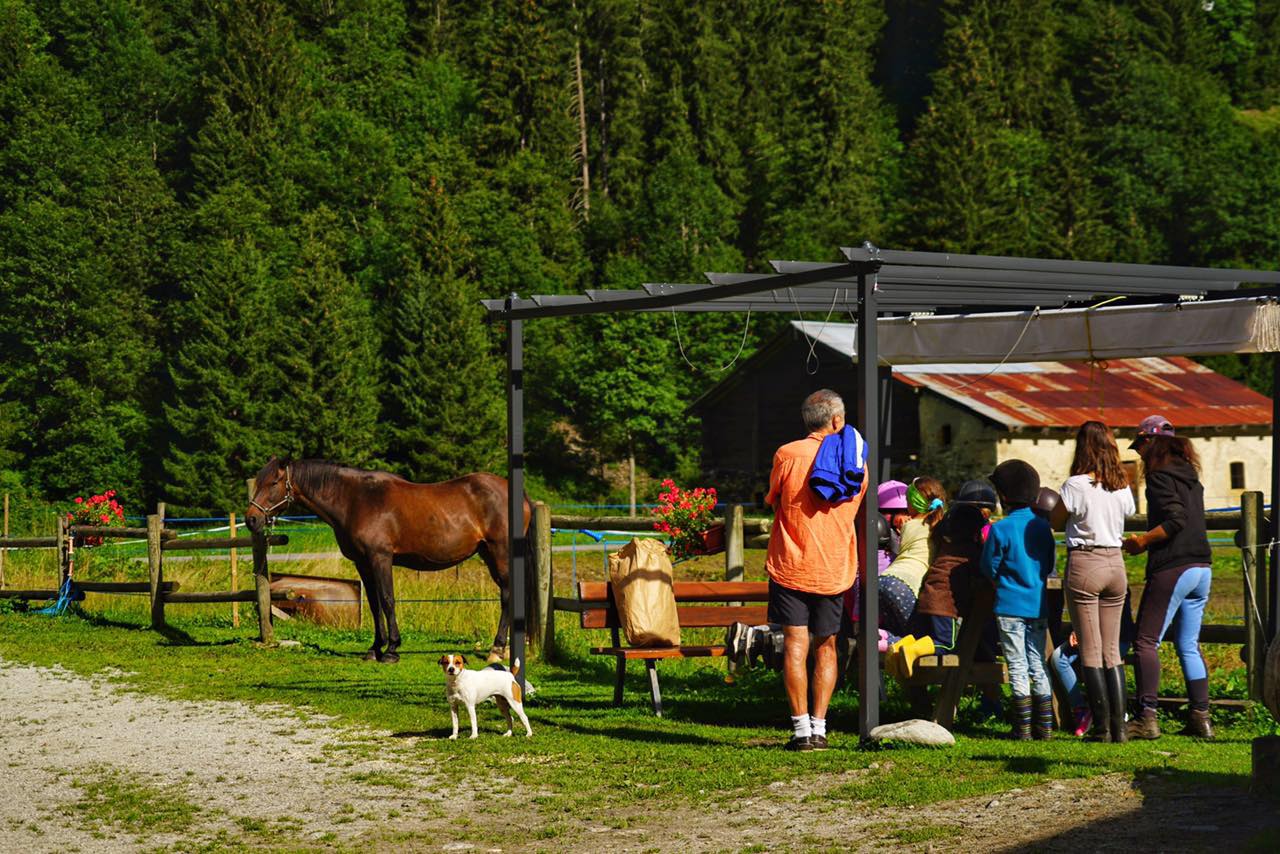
[808,425,867,503]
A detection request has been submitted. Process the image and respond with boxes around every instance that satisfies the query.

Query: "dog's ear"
[457,654,467,667]
[437,655,449,667]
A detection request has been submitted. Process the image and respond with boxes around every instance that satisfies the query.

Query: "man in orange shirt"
[766,389,863,751]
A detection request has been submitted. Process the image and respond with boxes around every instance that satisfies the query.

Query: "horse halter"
[250,464,295,520]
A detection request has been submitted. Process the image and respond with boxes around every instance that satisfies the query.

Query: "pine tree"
[0,2,172,501]
[163,185,292,512]
[383,176,504,481]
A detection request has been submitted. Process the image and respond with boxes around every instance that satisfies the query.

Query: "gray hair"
[801,389,844,432]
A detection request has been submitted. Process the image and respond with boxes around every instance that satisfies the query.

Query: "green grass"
[0,603,1274,822]
[62,765,203,840]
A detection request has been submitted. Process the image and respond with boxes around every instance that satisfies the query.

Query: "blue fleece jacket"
[979,507,1056,619]
[808,425,867,504]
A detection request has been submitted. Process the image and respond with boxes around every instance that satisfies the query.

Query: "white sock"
[810,716,827,737]
[791,714,811,739]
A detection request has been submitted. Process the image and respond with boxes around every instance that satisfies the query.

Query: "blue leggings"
[1133,565,1212,712]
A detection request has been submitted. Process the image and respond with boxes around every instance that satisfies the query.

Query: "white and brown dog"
[438,654,533,739]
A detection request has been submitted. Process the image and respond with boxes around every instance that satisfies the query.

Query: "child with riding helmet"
[879,476,947,640]
[981,460,1057,740]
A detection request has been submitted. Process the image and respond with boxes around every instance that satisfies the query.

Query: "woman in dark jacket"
[1122,417,1214,740]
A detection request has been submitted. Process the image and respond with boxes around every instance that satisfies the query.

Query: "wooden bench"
[554,580,770,716]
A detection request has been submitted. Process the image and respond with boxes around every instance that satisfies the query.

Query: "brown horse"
[244,457,529,663]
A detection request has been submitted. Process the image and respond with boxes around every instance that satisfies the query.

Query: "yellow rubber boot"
[900,635,936,681]
[886,635,915,682]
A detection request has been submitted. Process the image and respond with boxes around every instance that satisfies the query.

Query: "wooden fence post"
[1243,491,1267,701]
[532,502,554,661]
[230,512,240,632]
[1,493,8,590]
[56,514,67,590]
[147,510,165,629]
[725,505,744,583]
[252,529,273,644]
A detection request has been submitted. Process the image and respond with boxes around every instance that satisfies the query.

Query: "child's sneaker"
[1071,706,1092,737]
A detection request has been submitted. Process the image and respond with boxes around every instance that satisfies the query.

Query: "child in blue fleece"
[981,460,1057,740]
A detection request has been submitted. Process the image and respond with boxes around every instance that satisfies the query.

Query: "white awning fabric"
[793,296,1280,365]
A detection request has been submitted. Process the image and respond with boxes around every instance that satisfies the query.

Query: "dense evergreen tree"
[3,0,1280,511]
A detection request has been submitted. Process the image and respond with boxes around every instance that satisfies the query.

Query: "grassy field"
[1,527,1278,849]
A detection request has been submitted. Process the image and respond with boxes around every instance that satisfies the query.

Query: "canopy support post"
[857,270,880,742]
[506,296,527,685]
[1270,352,1279,642]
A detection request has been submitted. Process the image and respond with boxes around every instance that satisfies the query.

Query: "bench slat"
[576,580,769,603]
[581,604,767,630]
[590,645,728,660]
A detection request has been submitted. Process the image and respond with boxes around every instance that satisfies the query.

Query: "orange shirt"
[765,432,863,595]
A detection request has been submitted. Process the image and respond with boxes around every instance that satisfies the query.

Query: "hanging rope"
[937,306,1042,394]
[788,287,842,375]
[1082,295,1125,413]
[670,307,753,374]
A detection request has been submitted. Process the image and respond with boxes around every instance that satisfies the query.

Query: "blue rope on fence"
[34,578,83,616]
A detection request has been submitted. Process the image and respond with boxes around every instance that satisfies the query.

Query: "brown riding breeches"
[1064,548,1127,668]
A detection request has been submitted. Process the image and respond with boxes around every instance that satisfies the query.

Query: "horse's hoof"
[364,649,381,661]
[379,652,400,664]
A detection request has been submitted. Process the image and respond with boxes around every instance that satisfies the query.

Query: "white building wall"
[923,395,1270,511]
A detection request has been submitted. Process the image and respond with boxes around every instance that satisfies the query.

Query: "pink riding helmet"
[877,479,910,512]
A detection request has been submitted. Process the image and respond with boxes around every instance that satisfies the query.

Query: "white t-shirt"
[1059,474,1136,548]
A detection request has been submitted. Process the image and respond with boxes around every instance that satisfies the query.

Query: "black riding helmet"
[990,460,1041,508]
[1033,486,1061,518]
[875,513,891,549]
[954,479,998,509]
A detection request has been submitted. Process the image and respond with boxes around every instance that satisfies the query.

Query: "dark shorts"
[768,579,843,638]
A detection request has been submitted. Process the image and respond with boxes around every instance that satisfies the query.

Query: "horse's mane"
[287,459,405,497]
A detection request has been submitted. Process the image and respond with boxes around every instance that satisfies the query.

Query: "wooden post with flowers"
[148,503,166,628]
[56,513,68,591]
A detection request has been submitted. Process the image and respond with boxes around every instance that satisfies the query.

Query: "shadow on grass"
[75,610,236,647]
[1018,767,1277,851]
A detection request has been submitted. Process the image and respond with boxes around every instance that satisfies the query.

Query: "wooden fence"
[0,502,289,644]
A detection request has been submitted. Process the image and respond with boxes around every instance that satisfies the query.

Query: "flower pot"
[695,523,725,555]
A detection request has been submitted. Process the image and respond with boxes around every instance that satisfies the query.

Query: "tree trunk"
[628,434,636,517]
[572,3,590,219]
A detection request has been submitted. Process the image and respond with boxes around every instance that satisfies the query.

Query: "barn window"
[941,424,953,446]
[1230,461,1245,490]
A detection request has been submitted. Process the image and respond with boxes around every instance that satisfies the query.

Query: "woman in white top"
[1050,421,1136,742]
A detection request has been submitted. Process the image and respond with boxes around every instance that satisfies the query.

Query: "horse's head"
[246,456,295,533]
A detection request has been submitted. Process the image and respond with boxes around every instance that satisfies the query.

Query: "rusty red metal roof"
[894,357,1273,430]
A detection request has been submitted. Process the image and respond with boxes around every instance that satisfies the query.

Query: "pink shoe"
[1071,707,1092,737]
[877,629,890,653]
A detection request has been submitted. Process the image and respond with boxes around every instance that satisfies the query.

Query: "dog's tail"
[510,658,521,677]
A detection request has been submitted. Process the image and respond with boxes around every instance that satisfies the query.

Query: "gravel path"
[0,659,462,852]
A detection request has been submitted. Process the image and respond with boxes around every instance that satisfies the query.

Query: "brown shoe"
[1126,709,1160,740]
[809,734,829,751]
[1181,709,1215,740]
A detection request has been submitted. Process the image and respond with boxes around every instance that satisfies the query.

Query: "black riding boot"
[1106,665,1128,744]
[1081,667,1111,742]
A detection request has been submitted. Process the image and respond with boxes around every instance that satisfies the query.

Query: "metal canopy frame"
[486,243,1280,741]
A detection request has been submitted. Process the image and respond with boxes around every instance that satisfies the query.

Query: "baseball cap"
[1129,414,1175,449]
[877,480,909,511]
